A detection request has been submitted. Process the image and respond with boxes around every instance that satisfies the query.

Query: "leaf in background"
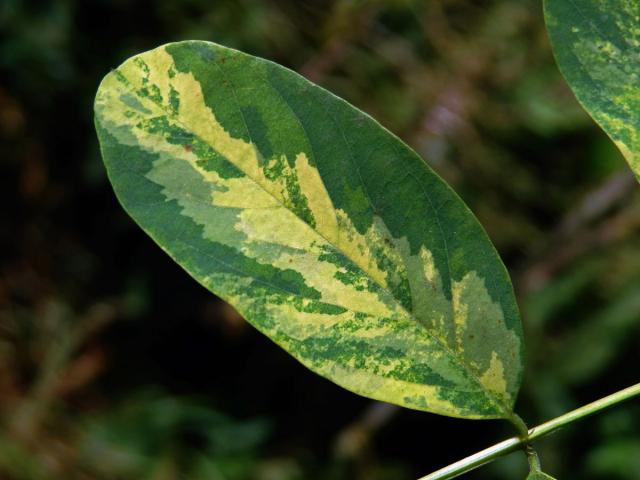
[544,0,640,178]
[79,392,270,479]
[553,282,640,385]
[586,439,640,479]
[94,41,523,419]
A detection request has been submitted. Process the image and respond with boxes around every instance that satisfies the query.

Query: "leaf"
[94,41,523,419]
[544,0,640,178]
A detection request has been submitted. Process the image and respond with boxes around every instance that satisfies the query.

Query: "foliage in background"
[545,0,640,179]
[1,0,638,479]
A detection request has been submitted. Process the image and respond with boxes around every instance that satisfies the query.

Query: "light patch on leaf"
[326,363,457,414]
[293,152,339,243]
[399,241,518,405]
[234,207,401,319]
[479,352,508,397]
[452,271,519,403]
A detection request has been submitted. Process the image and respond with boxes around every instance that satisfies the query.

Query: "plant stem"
[507,412,529,437]
[526,447,542,473]
[417,382,640,480]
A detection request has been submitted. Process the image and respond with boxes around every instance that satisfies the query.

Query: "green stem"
[526,446,542,472]
[417,382,640,480]
[508,412,529,438]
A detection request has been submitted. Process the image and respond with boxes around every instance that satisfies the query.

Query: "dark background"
[1,0,639,479]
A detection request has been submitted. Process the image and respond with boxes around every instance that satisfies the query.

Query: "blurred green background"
[1,0,639,479]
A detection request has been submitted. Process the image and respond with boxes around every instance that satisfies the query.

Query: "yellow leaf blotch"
[128,48,400,297]
[294,152,339,242]
[211,177,280,209]
[409,248,517,402]
[480,352,508,397]
[335,212,400,290]
[169,62,267,190]
[325,363,459,416]
[235,206,401,319]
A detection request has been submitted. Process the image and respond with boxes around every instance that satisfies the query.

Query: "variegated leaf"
[544,0,640,178]
[95,41,523,419]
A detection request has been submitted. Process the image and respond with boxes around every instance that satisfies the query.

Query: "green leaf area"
[95,41,522,419]
[544,0,640,178]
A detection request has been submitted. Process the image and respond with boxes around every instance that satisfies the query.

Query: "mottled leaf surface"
[95,41,523,419]
[544,0,640,177]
